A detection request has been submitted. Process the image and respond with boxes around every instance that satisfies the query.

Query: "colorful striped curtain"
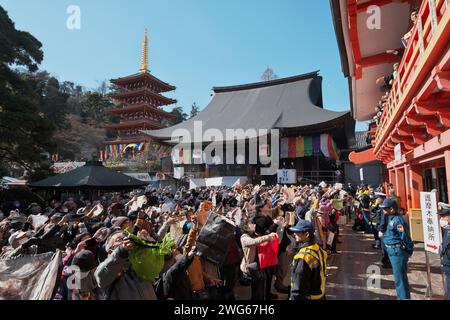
[296,137,304,158]
[280,138,288,159]
[329,136,339,160]
[320,134,330,158]
[304,136,313,156]
[280,134,339,159]
[312,135,321,155]
[288,137,297,158]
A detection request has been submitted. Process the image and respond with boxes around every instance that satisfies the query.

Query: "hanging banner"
[171,147,182,165]
[394,144,402,162]
[173,167,184,179]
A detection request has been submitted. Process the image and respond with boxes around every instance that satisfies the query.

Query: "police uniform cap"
[379,198,397,209]
[290,220,315,234]
[438,203,450,216]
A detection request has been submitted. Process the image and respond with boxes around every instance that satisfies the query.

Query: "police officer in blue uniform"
[438,202,450,300]
[380,198,414,300]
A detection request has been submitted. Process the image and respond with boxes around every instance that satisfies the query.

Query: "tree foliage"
[190,102,200,118]
[81,91,113,123]
[169,106,188,125]
[261,66,278,81]
[0,6,56,180]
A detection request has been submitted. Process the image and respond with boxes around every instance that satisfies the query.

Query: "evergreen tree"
[0,6,56,180]
[190,102,200,118]
[169,106,188,125]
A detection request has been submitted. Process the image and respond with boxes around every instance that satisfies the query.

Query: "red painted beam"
[360,51,403,68]
[348,0,363,79]
[349,148,378,164]
[357,0,417,13]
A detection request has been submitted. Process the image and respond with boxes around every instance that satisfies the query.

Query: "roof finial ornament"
[139,28,149,73]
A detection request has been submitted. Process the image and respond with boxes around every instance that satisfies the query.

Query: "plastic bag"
[126,232,175,281]
[257,238,279,269]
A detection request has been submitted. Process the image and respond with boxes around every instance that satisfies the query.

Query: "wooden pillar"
[395,168,407,209]
[383,167,389,195]
[388,169,396,197]
[445,150,450,203]
[410,164,423,209]
[404,164,412,211]
[204,165,209,179]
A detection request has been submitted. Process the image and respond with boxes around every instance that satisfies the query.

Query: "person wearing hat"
[381,198,413,300]
[111,216,132,231]
[289,220,328,300]
[373,193,391,269]
[54,250,99,300]
[438,202,450,299]
[69,250,99,300]
[369,193,385,250]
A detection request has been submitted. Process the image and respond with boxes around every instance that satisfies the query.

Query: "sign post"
[420,191,442,298]
[277,169,296,184]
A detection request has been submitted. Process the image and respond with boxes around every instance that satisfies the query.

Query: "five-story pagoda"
[104,29,177,160]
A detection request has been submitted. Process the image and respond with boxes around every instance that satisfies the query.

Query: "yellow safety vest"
[292,244,328,300]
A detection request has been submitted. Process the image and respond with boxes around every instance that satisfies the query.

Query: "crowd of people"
[0,180,448,300]
[0,182,354,300]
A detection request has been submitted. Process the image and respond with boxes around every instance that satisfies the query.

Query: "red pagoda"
[104,30,176,160]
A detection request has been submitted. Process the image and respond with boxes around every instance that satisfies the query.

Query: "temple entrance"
[423,167,448,203]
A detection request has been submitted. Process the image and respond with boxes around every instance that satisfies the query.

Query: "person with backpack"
[380,198,413,300]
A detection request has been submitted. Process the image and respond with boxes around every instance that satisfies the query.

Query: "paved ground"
[235,223,447,300]
[327,223,446,300]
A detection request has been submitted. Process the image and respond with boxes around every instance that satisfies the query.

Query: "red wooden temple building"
[332,0,450,213]
[104,30,176,160]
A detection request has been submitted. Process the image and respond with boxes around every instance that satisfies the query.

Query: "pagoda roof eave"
[104,136,151,145]
[106,104,176,118]
[110,89,177,105]
[105,119,165,130]
[110,72,176,92]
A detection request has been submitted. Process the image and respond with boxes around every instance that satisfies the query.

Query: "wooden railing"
[375,0,450,157]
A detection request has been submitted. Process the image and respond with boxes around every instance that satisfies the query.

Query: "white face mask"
[440,219,450,229]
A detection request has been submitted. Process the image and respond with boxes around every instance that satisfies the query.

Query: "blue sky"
[1,0,366,130]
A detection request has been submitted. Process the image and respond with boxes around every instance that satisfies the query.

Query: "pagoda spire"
[139,29,149,73]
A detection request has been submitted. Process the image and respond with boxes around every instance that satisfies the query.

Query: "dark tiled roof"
[143,72,353,143]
